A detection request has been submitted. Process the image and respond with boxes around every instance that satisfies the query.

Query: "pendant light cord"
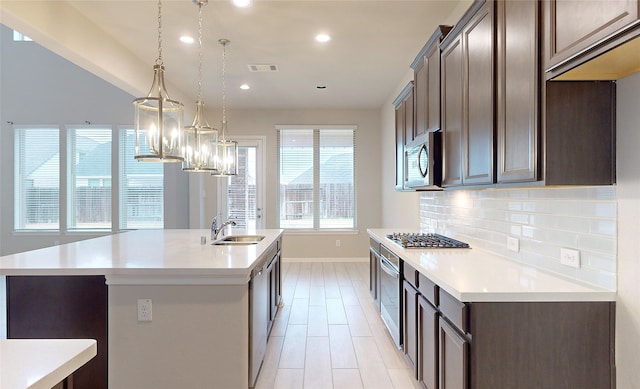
[197,3,204,101]
[220,39,229,139]
[156,0,163,66]
[222,39,227,136]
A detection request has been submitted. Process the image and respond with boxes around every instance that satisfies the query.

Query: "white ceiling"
[1,0,467,110]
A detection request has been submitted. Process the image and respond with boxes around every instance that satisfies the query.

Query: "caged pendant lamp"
[133,0,184,162]
[212,39,238,177]
[183,0,218,172]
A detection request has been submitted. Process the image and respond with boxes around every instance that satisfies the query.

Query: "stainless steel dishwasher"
[249,257,268,387]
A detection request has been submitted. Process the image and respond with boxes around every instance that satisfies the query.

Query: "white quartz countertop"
[368,229,615,302]
[0,229,283,284]
[0,339,97,389]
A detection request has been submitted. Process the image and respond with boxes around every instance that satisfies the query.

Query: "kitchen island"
[0,229,284,389]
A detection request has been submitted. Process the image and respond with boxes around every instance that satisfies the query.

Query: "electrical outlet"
[560,248,581,268]
[336,239,341,247]
[507,237,519,252]
[137,299,152,322]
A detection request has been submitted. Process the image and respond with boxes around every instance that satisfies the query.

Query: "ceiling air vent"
[248,64,279,72]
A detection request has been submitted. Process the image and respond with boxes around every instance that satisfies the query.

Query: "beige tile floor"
[255,262,420,389]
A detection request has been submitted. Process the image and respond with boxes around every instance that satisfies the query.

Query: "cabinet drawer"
[418,273,438,307]
[439,289,468,334]
[403,261,418,288]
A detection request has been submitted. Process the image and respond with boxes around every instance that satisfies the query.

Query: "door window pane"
[68,127,112,229]
[227,146,257,229]
[14,127,60,230]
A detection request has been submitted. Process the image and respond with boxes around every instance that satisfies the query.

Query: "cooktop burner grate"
[386,232,470,249]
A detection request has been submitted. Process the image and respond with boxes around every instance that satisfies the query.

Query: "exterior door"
[218,137,265,230]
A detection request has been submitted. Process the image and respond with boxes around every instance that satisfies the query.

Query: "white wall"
[615,71,640,388]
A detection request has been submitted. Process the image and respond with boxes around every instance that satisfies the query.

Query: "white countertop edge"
[105,274,250,286]
[367,228,615,303]
[456,291,618,303]
[1,339,97,389]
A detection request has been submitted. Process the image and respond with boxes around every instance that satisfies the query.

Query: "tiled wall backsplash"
[420,186,617,289]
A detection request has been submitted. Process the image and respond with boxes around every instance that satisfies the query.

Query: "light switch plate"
[507,237,519,253]
[560,248,581,268]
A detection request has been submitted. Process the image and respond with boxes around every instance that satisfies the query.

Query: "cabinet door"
[404,90,415,146]
[496,0,539,183]
[441,36,463,187]
[439,317,469,389]
[395,102,406,190]
[426,44,442,135]
[544,0,640,71]
[462,1,494,185]
[414,57,429,140]
[269,252,281,324]
[370,248,380,309]
[403,280,418,377]
[418,296,439,389]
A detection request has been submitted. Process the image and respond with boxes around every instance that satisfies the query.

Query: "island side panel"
[108,283,249,389]
[6,275,108,389]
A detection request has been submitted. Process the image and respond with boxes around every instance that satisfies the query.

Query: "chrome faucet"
[210,214,237,240]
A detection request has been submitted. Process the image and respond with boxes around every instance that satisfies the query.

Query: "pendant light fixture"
[183,0,219,172]
[212,38,238,176]
[133,0,184,162]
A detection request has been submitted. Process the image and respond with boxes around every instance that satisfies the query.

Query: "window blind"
[14,127,60,230]
[68,127,112,229]
[278,127,355,230]
[119,129,164,229]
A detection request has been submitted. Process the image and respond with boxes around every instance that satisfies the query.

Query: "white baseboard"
[282,257,368,263]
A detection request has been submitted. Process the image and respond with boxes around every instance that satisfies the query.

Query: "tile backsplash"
[420,186,616,289]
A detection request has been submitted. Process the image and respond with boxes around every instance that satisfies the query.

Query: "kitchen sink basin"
[212,235,265,245]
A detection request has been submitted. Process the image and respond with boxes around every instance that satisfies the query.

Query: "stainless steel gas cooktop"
[386,232,470,249]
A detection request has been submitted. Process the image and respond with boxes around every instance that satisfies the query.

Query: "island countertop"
[0,229,283,284]
[368,228,616,302]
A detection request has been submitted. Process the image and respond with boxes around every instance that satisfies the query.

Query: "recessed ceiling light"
[232,0,252,8]
[315,34,331,43]
[180,36,194,44]
[240,84,250,90]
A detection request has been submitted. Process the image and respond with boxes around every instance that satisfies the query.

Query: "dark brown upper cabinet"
[393,82,414,191]
[496,0,540,183]
[544,0,640,79]
[441,0,494,187]
[411,26,452,147]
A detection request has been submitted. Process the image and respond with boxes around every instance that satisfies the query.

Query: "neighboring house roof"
[28,134,162,182]
[289,153,353,185]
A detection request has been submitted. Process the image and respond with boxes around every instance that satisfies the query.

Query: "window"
[14,127,60,230]
[12,30,32,42]
[13,126,164,231]
[119,129,164,229]
[278,127,355,230]
[68,127,112,230]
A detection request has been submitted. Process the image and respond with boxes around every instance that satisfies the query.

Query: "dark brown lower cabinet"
[418,296,438,389]
[6,275,108,389]
[439,317,469,389]
[402,280,418,376]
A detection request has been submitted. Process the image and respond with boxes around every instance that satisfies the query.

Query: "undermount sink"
[212,235,265,245]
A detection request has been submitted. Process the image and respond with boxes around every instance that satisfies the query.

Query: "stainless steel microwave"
[404,131,442,190]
